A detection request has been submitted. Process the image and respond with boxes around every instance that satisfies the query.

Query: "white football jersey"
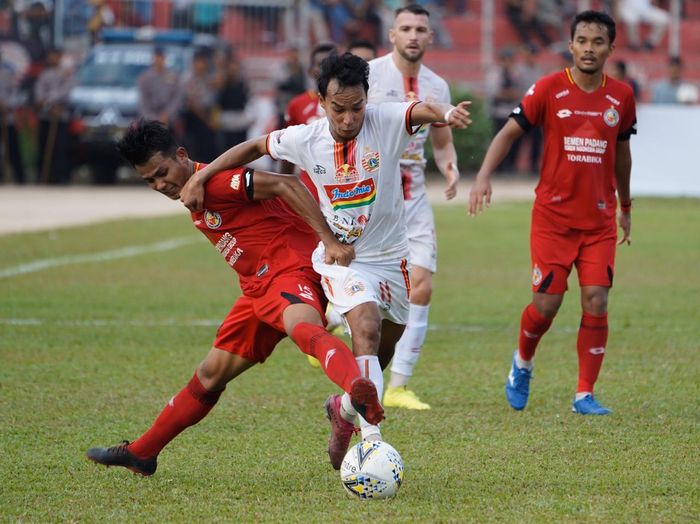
[368,54,451,199]
[267,102,419,263]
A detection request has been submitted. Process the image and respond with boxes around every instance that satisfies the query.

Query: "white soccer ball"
[340,440,404,500]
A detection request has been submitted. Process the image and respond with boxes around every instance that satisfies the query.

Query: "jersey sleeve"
[618,91,638,141]
[202,167,255,207]
[371,101,421,157]
[511,81,545,132]
[266,124,304,165]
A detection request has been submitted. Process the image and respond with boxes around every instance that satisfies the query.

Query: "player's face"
[137,148,190,200]
[390,12,432,63]
[320,79,367,142]
[569,22,614,75]
[348,47,376,62]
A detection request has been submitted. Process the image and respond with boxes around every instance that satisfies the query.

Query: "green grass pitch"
[1,198,698,522]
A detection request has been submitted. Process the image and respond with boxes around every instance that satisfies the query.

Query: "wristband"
[620,200,632,213]
[443,107,456,123]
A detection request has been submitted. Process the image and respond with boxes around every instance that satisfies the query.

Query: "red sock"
[576,312,608,393]
[128,373,223,459]
[291,322,360,393]
[518,302,553,361]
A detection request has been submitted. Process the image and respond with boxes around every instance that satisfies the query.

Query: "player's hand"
[444,161,459,200]
[468,174,492,216]
[180,176,206,212]
[617,211,631,245]
[324,239,355,266]
[446,101,472,129]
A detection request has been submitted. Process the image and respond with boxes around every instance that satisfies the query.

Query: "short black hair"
[396,4,430,17]
[317,52,369,97]
[310,42,337,63]
[571,10,616,44]
[116,119,177,167]
[347,39,377,56]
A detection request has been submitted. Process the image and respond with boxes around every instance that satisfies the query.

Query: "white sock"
[390,304,430,380]
[388,372,410,389]
[356,355,383,441]
[575,391,592,401]
[515,352,533,370]
[340,393,357,422]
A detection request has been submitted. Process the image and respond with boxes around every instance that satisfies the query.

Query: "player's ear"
[175,146,188,163]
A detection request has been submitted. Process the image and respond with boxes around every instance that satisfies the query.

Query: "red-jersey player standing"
[85,120,384,476]
[469,10,636,415]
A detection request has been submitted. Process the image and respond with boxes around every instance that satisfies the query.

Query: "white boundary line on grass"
[0,237,200,279]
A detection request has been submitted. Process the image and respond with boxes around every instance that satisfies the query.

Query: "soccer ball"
[340,440,404,500]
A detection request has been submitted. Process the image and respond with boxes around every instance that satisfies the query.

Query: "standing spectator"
[274,46,309,129]
[182,50,219,162]
[0,50,26,184]
[137,46,182,126]
[608,59,640,99]
[34,47,75,184]
[651,56,697,104]
[617,0,669,51]
[217,52,254,150]
[86,0,115,45]
[514,44,544,173]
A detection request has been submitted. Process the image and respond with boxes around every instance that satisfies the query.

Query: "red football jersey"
[512,68,637,230]
[284,91,322,127]
[190,164,320,298]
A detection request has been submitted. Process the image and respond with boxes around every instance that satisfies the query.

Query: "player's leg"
[571,226,616,415]
[86,348,255,476]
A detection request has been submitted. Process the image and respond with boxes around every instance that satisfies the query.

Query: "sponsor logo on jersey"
[230,174,240,190]
[335,163,360,183]
[532,264,543,286]
[385,89,399,97]
[204,210,222,229]
[605,94,621,106]
[603,107,619,127]
[256,264,269,277]
[361,151,380,173]
[344,280,365,296]
[557,109,572,119]
[313,164,326,175]
[555,89,570,99]
[275,130,284,144]
[324,179,377,210]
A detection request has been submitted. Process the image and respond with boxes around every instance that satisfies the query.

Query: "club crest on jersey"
[204,210,222,229]
[344,280,365,296]
[324,179,376,210]
[361,151,380,173]
[603,107,619,127]
[532,264,543,286]
[335,163,360,183]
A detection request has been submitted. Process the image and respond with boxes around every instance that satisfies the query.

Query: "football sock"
[128,372,223,459]
[575,391,592,402]
[291,322,360,393]
[518,302,553,362]
[340,393,358,422]
[515,353,534,370]
[576,312,608,393]
[356,355,383,441]
[389,304,430,385]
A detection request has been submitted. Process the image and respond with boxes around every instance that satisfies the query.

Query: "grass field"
[1,198,698,522]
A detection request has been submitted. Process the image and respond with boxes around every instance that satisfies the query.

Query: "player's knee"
[410,281,432,305]
[533,294,563,319]
[582,292,608,315]
[197,358,231,391]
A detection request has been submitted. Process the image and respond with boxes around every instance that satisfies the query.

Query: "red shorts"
[213,270,327,363]
[530,208,616,294]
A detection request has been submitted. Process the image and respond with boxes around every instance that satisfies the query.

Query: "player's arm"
[180,135,269,211]
[410,101,472,129]
[251,170,355,266]
[279,159,296,175]
[615,139,632,246]
[468,118,526,215]
[429,125,460,200]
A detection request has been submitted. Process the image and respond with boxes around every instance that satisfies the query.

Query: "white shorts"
[312,243,411,325]
[405,193,437,273]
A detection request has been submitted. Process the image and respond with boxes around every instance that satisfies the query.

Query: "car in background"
[68,28,216,184]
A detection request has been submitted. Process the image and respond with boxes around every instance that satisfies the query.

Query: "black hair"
[669,55,683,67]
[571,10,616,44]
[395,4,430,17]
[614,60,627,75]
[116,119,177,167]
[310,42,337,63]
[347,39,377,56]
[317,52,369,97]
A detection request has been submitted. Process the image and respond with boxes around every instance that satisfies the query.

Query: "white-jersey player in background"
[180,52,471,469]
[368,4,460,410]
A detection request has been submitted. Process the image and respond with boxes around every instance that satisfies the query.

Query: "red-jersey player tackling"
[85,120,383,476]
[469,11,636,415]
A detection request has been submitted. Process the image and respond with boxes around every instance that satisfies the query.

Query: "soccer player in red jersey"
[469,11,636,415]
[85,120,384,476]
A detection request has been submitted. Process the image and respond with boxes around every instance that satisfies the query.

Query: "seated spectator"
[651,56,698,105]
[608,59,640,99]
[617,0,669,51]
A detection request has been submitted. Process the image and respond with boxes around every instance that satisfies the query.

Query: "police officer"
[137,46,183,126]
[34,47,75,184]
[0,50,27,184]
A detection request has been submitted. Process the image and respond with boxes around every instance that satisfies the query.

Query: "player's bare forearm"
[279,159,296,175]
[411,101,472,128]
[615,140,632,204]
[430,126,460,200]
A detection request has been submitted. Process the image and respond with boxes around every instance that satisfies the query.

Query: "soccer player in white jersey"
[368,4,460,410]
[180,53,471,469]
